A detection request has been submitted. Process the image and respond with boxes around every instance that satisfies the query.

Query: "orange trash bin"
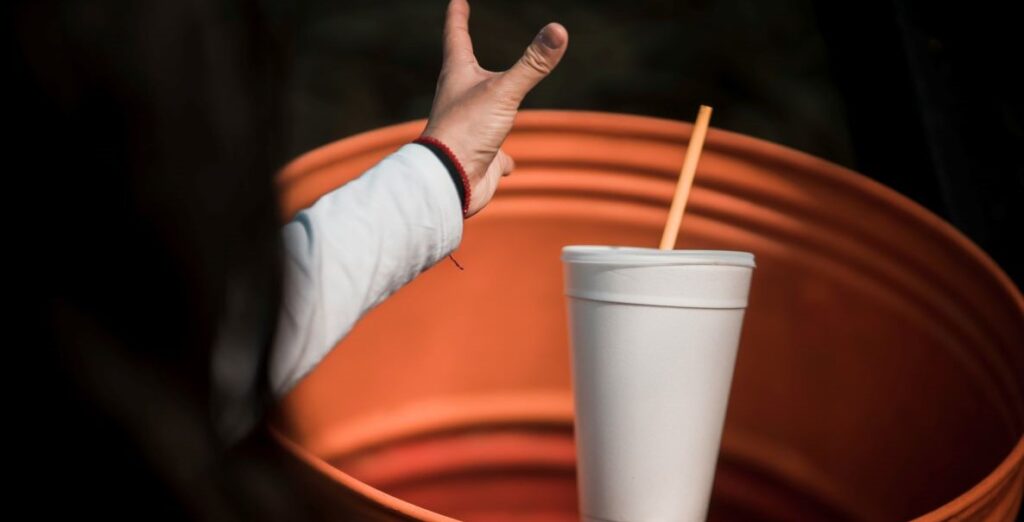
[271,111,1024,521]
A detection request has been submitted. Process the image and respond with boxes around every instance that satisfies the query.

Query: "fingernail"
[537,26,560,49]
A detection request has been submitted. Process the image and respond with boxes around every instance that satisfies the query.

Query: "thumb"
[500,23,568,102]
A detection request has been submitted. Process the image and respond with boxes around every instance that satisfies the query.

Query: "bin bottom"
[326,422,856,521]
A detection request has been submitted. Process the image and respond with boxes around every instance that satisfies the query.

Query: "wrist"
[413,136,471,218]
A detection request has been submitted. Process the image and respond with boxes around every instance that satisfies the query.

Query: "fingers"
[499,23,568,102]
[443,0,475,66]
[496,149,515,176]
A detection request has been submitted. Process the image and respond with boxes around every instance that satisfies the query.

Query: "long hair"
[12,0,307,518]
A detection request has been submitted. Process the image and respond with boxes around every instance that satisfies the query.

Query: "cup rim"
[561,246,755,268]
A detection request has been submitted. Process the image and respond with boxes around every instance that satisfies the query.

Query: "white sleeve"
[269,143,464,396]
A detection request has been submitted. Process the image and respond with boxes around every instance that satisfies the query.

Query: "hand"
[422,0,568,217]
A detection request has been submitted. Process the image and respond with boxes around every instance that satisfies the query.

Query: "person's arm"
[270,144,463,395]
[268,0,568,397]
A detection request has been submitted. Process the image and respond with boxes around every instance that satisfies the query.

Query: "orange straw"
[659,105,713,250]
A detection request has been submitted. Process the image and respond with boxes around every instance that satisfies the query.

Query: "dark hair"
[12,0,313,518]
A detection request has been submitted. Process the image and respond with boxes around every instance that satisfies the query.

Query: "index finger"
[443,0,475,65]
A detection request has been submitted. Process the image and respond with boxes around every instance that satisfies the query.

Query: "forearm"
[270,143,463,396]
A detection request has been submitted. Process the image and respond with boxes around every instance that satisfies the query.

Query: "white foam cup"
[562,246,756,522]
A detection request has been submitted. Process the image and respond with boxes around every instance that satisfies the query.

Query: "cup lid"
[561,246,755,268]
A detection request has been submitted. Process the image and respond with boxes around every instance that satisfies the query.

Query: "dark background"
[283,0,1022,284]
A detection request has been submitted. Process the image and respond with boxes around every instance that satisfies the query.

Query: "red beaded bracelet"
[413,136,471,218]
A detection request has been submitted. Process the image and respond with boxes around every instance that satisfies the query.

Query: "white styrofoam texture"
[564,251,753,522]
